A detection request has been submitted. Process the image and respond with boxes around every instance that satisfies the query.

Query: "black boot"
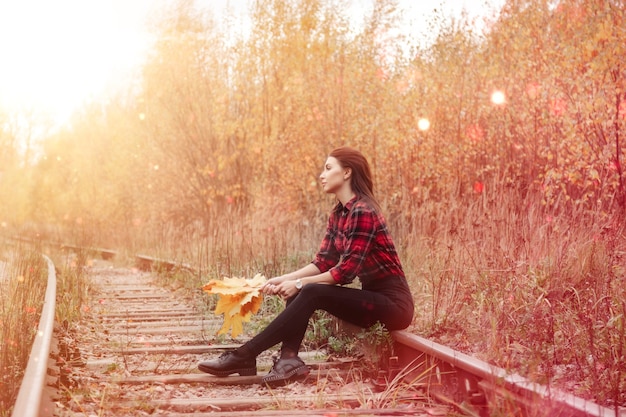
[198,351,257,377]
[262,356,309,386]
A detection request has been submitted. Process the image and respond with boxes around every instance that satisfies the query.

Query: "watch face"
[296,280,302,289]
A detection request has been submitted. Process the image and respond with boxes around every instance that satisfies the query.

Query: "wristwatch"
[295,279,303,290]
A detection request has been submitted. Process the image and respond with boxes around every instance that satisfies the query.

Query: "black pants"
[241,282,414,357]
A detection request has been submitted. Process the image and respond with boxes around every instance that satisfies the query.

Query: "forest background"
[0,0,624,410]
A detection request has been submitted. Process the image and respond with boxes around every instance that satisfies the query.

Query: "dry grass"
[392,183,626,410]
[137,180,625,409]
[0,246,47,416]
[7,177,624,411]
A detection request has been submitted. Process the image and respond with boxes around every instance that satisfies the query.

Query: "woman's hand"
[262,277,301,299]
[275,280,300,299]
[261,276,288,295]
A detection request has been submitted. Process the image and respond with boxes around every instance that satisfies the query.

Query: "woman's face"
[320,156,348,194]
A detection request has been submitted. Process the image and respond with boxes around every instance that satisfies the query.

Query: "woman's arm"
[262,265,337,298]
[277,263,321,282]
[260,263,319,293]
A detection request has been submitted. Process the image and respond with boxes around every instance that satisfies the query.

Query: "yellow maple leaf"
[240,295,264,317]
[217,313,245,338]
[203,274,266,338]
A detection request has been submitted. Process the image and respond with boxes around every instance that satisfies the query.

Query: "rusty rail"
[392,331,619,417]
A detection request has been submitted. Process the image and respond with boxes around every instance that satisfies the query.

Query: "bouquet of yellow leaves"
[202,273,266,338]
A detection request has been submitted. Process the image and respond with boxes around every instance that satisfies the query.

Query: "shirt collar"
[337,195,358,216]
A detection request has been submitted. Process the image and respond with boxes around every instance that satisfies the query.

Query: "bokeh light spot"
[417,118,430,131]
[491,90,506,105]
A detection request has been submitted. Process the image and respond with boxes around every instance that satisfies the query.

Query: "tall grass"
[127,199,327,281]
[391,179,626,410]
[0,246,47,416]
[53,248,92,326]
[18,177,619,409]
[127,177,624,409]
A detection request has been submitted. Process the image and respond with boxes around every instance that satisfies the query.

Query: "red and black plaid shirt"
[312,196,405,286]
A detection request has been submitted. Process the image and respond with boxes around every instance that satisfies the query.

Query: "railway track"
[9,245,621,417]
[50,259,449,417]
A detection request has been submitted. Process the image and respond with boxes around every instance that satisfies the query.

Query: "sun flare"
[0,0,505,129]
[0,0,155,126]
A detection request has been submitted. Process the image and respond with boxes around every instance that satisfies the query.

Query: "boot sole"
[198,364,257,377]
[262,365,310,386]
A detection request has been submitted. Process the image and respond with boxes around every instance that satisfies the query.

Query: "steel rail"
[392,330,619,417]
[11,255,56,417]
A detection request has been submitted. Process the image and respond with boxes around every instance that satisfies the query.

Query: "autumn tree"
[241,0,408,221]
[0,110,49,229]
[139,0,254,235]
[479,0,626,213]
[390,15,486,213]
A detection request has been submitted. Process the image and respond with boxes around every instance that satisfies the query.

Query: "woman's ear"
[343,168,352,180]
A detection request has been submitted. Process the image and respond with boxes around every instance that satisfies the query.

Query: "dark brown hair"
[329,146,381,212]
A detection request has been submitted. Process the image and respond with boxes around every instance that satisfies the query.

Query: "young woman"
[198,146,414,385]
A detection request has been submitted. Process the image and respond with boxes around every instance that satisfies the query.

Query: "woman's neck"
[335,186,356,207]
